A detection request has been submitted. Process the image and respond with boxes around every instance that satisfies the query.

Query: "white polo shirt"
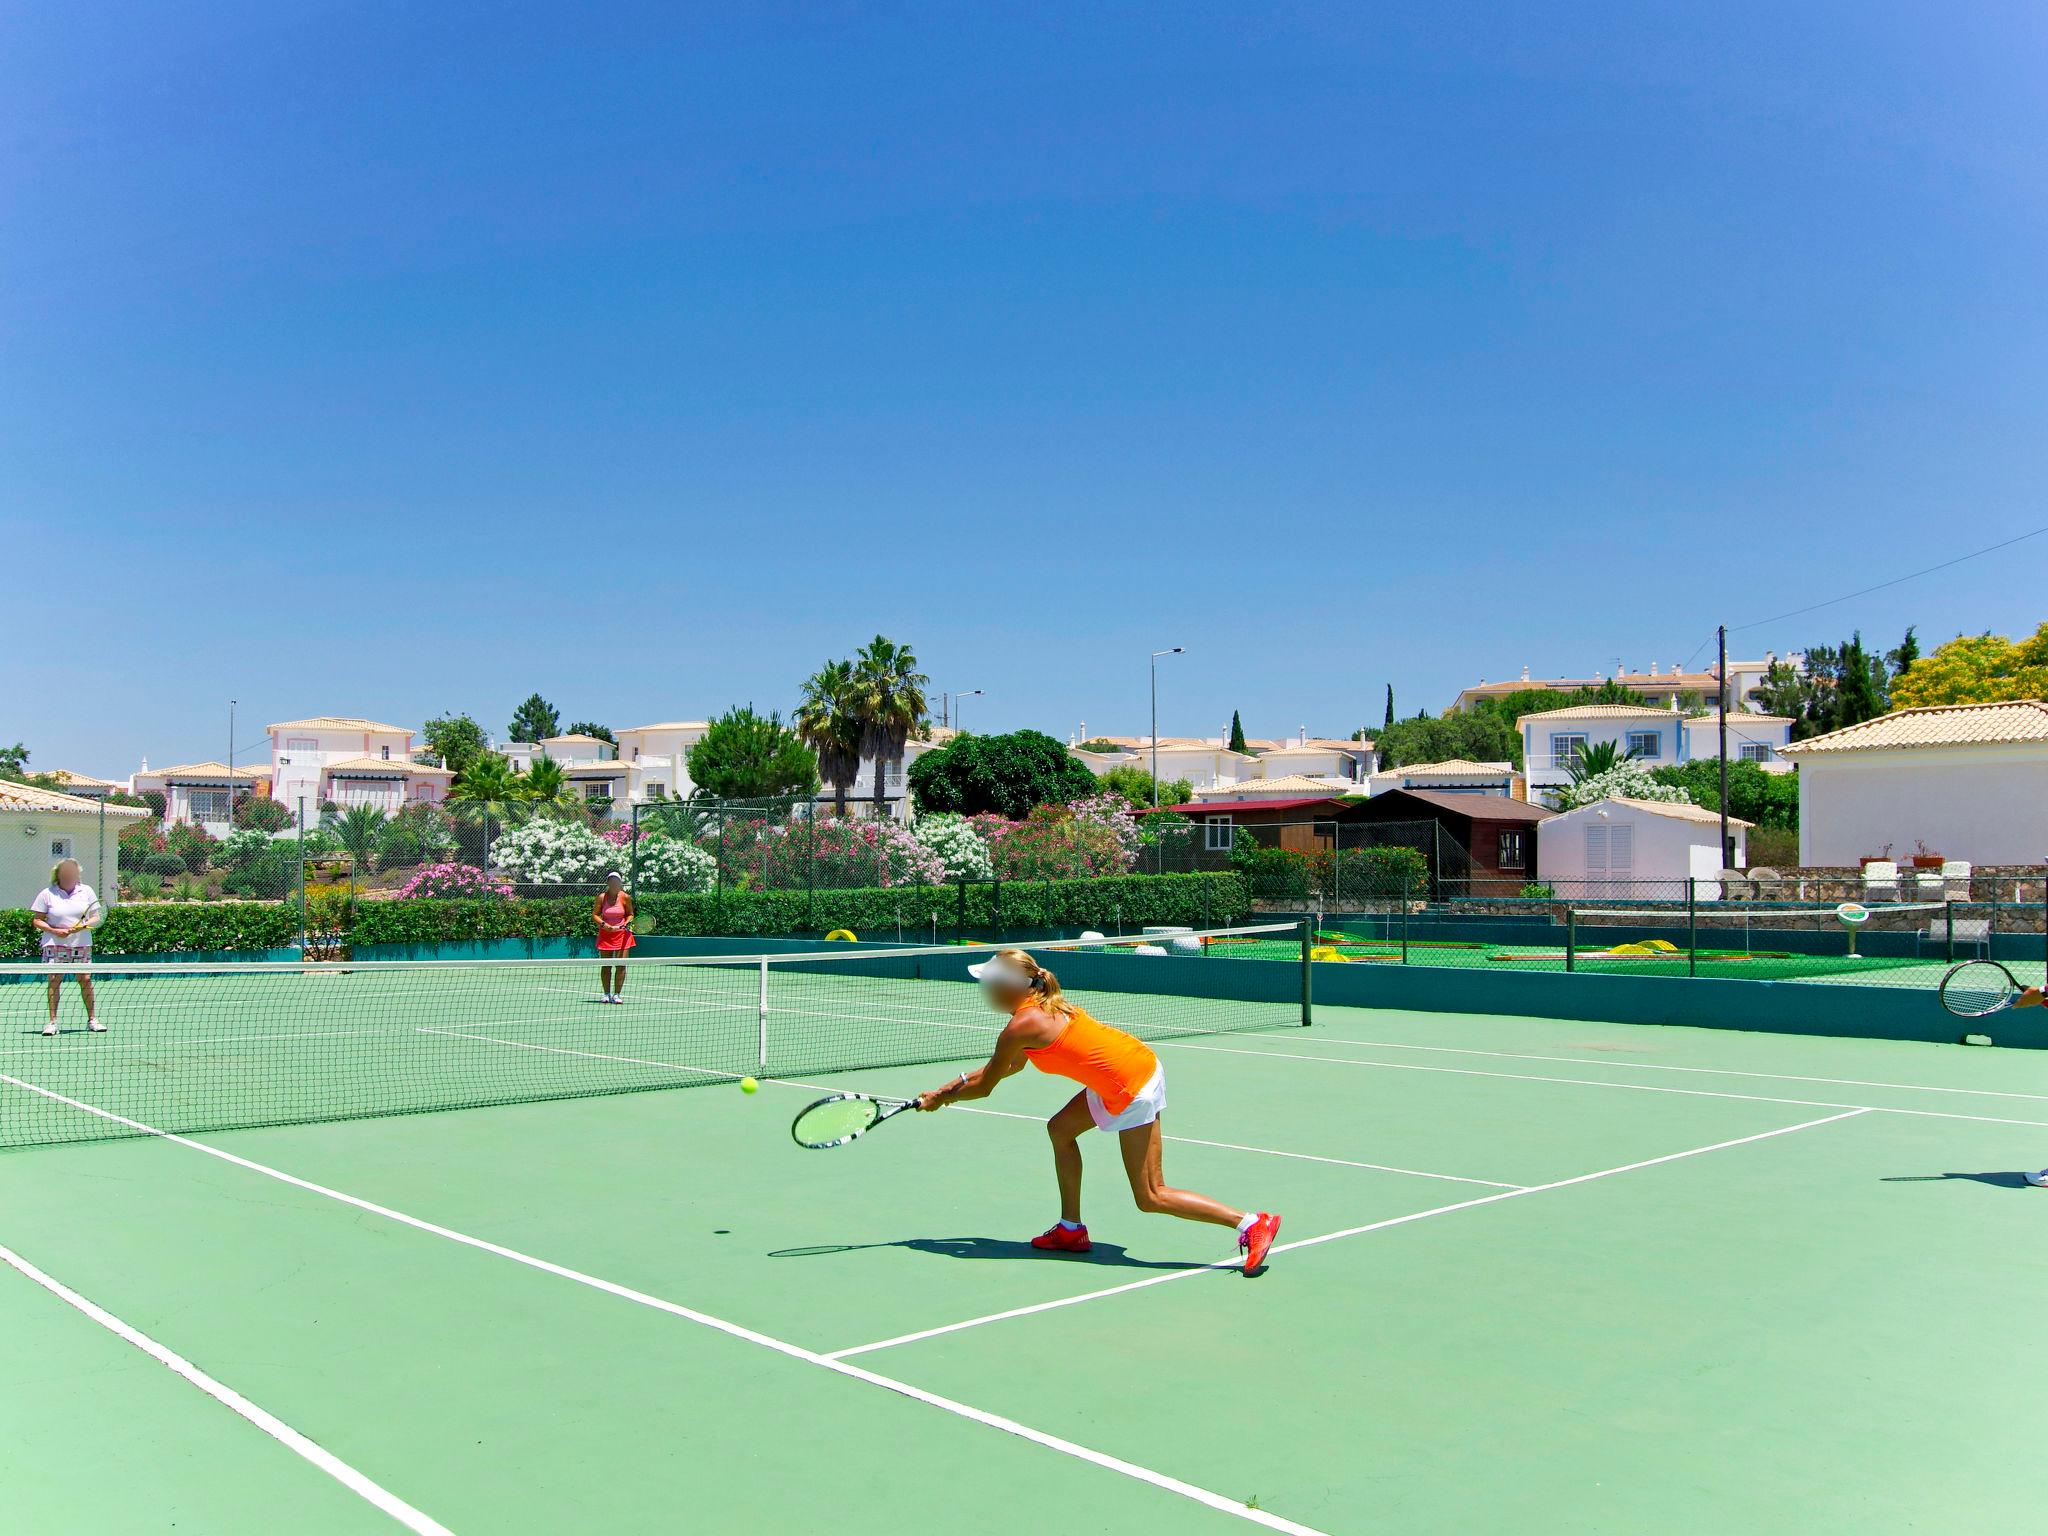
[29,882,98,953]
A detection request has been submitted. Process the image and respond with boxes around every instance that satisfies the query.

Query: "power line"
[1726,526,2048,635]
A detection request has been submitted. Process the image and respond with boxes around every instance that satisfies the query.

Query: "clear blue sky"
[4,2,2044,777]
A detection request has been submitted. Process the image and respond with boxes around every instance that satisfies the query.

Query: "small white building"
[0,779,150,912]
[1537,796,1751,897]
[1778,701,2048,867]
[1365,759,1520,798]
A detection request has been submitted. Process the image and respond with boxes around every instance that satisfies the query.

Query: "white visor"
[967,956,1030,989]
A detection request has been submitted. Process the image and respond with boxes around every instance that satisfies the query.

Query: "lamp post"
[940,689,983,731]
[1150,648,1183,806]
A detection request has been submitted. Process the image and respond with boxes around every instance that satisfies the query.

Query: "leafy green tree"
[1095,764,1194,810]
[1227,711,1248,754]
[685,706,820,800]
[1383,686,1394,732]
[507,693,560,743]
[1833,632,1887,728]
[1373,709,1520,770]
[421,713,489,775]
[850,635,930,814]
[1890,622,2048,708]
[1649,759,1800,830]
[1075,738,1123,753]
[795,659,865,815]
[234,795,295,832]
[0,742,29,780]
[908,729,1099,818]
[563,721,615,745]
[1886,627,1920,680]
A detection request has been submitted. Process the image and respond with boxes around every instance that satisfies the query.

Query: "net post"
[1299,919,1313,1027]
[1687,878,1698,978]
[757,956,769,1070]
[1565,904,1576,972]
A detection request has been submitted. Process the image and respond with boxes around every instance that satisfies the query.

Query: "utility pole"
[1150,648,1184,806]
[228,699,237,821]
[1717,626,1731,866]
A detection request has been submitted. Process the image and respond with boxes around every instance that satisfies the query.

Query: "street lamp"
[940,689,984,731]
[1149,648,1184,806]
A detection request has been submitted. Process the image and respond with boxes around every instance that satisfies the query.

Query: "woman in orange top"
[917,948,1281,1272]
[592,870,635,1004]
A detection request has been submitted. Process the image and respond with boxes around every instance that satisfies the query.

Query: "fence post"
[757,957,770,1070]
[1565,904,1576,972]
[715,809,727,896]
[1400,876,1410,964]
[993,875,1002,936]
[1300,919,1314,1028]
[1945,898,1956,965]
[1687,877,1698,978]
[956,875,967,938]
[296,796,308,954]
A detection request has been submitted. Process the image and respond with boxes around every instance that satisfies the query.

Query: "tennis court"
[5,932,2048,1533]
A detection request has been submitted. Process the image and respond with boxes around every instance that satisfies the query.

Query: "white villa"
[1519,704,1794,807]
[1453,656,1795,716]
[268,717,449,819]
[1068,731,1375,796]
[0,779,149,910]
[1779,700,2048,867]
[1364,759,1519,798]
[132,760,266,836]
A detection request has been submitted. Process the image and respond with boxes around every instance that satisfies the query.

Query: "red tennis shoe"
[1239,1212,1280,1272]
[1031,1222,1092,1253]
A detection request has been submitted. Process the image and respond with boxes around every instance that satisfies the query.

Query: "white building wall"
[1795,747,2048,866]
[0,811,125,911]
[1537,803,1745,895]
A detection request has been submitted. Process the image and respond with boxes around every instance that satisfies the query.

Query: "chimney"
[1521,665,1530,681]
[1649,662,1659,678]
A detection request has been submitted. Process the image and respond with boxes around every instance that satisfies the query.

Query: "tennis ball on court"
[739,1077,759,1094]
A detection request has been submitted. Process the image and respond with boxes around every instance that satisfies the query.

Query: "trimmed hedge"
[0,901,302,960]
[1,873,1252,958]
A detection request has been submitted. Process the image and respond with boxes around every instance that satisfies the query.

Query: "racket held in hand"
[791,1092,921,1149]
[1939,959,2022,1018]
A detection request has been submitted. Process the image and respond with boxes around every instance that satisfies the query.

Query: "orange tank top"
[1020,1006,1158,1115]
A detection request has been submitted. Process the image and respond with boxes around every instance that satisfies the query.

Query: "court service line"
[1216,1030,2048,1104]
[417,1028,1525,1189]
[1151,1040,2048,1129]
[825,1109,1871,1359]
[0,1073,1327,1536]
[0,1240,453,1535]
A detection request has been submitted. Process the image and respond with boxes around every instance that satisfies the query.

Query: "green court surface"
[6,975,2048,1531]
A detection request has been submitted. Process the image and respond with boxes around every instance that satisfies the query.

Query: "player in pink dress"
[593,870,635,1004]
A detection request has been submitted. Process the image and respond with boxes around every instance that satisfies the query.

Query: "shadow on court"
[768,1236,1206,1271]
[1880,1171,2038,1190]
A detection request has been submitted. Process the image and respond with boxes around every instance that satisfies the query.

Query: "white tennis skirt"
[1086,1064,1167,1133]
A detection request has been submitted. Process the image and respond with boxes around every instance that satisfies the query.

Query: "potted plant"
[1858,842,1894,868]
[1909,840,1944,870]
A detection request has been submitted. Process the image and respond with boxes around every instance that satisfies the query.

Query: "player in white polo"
[29,858,105,1037]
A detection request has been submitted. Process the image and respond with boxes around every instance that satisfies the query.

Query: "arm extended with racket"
[916,1023,1033,1111]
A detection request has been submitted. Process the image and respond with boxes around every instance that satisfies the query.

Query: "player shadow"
[768,1237,1205,1271]
[1880,1171,2037,1190]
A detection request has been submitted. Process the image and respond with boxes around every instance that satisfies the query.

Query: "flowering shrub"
[913,814,994,881]
[396,863,512,899]
[1556,764,1691,811]
[164,821,219,874]
[633,834,716,894]
[968,797,1141,882]
[598,823,637,848]
[718,816,947,889]
[494,817,618,885]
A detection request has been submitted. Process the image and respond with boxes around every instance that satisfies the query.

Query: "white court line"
[1154,1040,2048,1129]
[1231,1029,2048,1104]
[0,1240,452,1535]
[0,1071,1327,1536]
[825,1109,1871,1359]
[418,1029,1525,1190]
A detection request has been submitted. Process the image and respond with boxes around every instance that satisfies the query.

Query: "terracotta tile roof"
[1463,671,1724,696]
[47,769,121,788]
[1777,701,2048,755]
[1154,796,1350,815]
[541,733,611,746]
[1385,759,1514,777]
[140,761,263,782]
[1518,703,1680,721]
[1559,795,1754,828]
[622,721,711,733]
[267,717,410,734]
[0,779,150,817]
[1196,774,1358,797]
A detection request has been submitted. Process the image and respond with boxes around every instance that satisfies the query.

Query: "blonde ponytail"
[999,948,1074,1016]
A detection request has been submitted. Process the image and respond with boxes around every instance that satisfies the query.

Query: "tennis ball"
[739,1077,759,1094]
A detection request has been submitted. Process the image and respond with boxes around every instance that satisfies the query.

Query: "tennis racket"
[1939,960,2024,1018]
[62,900,104,938]
[791,1092,922,1149]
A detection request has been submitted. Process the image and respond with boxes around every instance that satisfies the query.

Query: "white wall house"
[1069,737,1255,792]
[1519,704,1794,806]
[0,779,149,911]
[269,718,422,819]
[1454,656,1797,715]
[132,761,265,837]
[1778,701,2048,867]
[1536,797,1750,896]
[1364,759,1519,798]
[616,721,712,803]
[1067,731,1373,794]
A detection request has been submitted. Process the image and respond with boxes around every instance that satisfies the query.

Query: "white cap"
[967,955,1030,988]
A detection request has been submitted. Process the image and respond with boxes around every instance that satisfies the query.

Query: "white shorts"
[1086,1064,1167,1133]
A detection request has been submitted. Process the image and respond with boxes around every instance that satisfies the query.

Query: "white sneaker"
[87,1018,106,1033]
[42,1022,57,1037]
[2026,1170,2048,1188]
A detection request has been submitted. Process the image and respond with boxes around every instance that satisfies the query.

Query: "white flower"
[912,814,993,881]
[634,835,716,894]
[1557,764,1692,810]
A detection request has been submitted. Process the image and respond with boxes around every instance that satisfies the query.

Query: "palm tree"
[521,753,583,817]
[795,659,864,816]
[1565,739,1635,784]
[850,635,931,816]
[321,803,389,872]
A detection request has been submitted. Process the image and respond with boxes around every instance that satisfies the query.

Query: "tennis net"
[0,923,1308,1150]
